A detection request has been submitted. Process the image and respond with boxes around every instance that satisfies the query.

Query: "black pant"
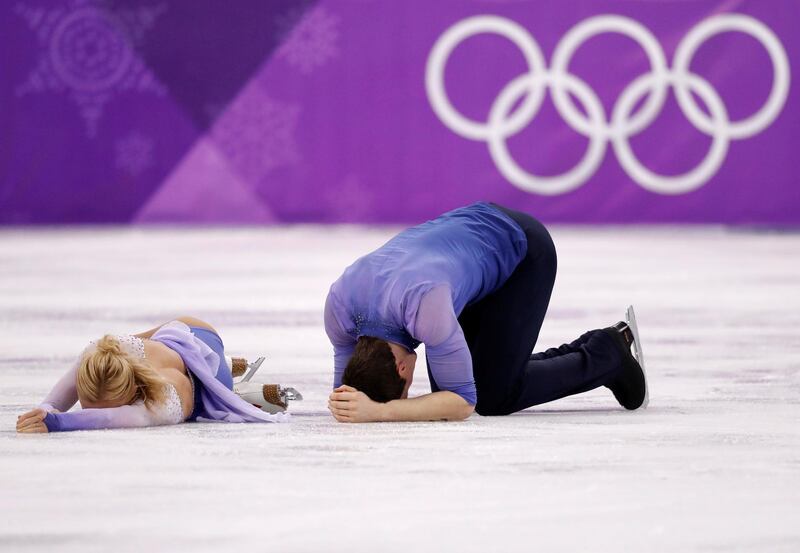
[428,204,622,416]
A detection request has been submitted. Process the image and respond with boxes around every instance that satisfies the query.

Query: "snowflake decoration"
[114,131,154,177]
[211,85,301,184]
[276,5,340,75]
[15,0,166,138]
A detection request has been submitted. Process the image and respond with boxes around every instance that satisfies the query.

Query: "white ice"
[1,225,798,552]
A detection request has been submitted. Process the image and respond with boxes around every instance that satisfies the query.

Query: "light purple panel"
[1,0,797,224]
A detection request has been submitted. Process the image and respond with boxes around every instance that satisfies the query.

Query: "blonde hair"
[76,335,168,408]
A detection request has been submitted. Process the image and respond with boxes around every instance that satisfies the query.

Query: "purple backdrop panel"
[1,0,797,224]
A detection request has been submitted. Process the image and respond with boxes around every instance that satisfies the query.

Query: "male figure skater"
[325,202,648,423]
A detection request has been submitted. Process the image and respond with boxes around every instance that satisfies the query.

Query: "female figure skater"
[16,317,300,433]
[325,202,648,423]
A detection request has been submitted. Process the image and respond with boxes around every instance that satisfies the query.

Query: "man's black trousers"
[427,204,623,416]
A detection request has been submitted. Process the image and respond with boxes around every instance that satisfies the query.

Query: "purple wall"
[1,0,797,225]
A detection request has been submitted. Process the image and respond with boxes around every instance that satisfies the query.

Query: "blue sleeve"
[324,291,356,389]
[409,286,476,405]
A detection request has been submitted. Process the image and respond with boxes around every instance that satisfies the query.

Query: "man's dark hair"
[342,336,405,403]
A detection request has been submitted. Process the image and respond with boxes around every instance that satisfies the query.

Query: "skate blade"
[240,356,265,383]
[282,387,303,402]
[626,305,649,409]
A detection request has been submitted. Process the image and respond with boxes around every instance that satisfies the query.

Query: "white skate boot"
[234,382,304,414]
[228,355,303,413]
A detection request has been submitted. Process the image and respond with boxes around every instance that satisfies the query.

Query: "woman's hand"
[17,408,49,433]
[328,385,385,423]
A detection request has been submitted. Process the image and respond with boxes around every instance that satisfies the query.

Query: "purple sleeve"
[324,291,356,389]
[409,286,477,405]
[43,403,160,432]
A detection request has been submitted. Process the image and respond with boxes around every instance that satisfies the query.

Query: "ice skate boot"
[234,381,304,414]
[603,305,649,410]
[227,356,265,383]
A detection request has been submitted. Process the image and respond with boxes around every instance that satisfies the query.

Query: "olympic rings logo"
[425,14,790,195]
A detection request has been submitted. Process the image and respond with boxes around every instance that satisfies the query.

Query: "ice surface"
[1,225,798,552]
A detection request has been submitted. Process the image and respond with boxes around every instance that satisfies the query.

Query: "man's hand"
[328,385,385,423]
[328,386,474,423]
[17,408,49,434]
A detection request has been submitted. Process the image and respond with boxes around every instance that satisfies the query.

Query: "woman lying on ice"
[16,317,301,433]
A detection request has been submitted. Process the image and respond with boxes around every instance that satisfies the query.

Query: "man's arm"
[328,286,479,423]
[324,292,356,388]
[329,385,474,422]
[410,286,478,403]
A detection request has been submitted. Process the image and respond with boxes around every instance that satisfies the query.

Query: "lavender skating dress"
[40,321,287,432]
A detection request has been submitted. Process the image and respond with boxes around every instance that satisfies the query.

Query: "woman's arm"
[18,399,181,433]
[134,316,217,339]
[38,346,92,413]
[19,357,84,431]
[41,403,158,432]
